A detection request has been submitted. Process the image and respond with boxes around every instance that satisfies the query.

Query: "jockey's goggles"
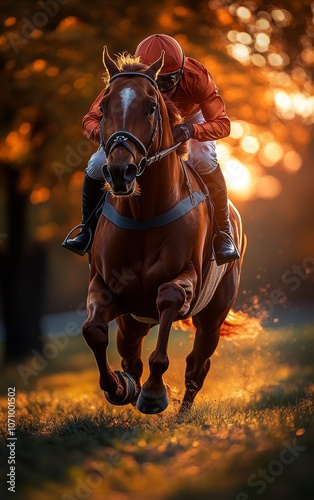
[157,69,183,93]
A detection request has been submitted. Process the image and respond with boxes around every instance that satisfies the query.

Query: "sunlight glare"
[274,89,314,121]
[273,91,294,118]
[216,142,232,161]
[292,93,314,119]
[274,90,290,110]
[223,159,253,199]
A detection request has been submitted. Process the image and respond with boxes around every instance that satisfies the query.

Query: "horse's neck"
[119,152,186,219]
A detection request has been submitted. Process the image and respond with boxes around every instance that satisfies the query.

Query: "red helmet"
[135,34,184,73]
[135,34,184,92]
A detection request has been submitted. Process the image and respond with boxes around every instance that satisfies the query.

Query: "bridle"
[100,71,181,177]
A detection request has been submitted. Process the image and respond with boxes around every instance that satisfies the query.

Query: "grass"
[0,313,313,500]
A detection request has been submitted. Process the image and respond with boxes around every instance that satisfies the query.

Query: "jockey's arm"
[193,97,230,142]
[190,71,231,143]
[81,89,105,143]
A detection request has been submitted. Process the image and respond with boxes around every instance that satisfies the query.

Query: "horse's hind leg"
[116,315,152,395]
[180,261,241,414]
[180,314,220,414]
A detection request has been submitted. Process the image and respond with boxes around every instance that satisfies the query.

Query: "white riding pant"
[85,110,219,180]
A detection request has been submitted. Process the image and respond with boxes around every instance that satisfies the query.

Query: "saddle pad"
[189,259,228,317]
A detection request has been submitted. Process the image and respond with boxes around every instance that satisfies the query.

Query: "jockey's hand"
[172,123,194,144]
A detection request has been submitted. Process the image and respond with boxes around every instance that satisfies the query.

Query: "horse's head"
[100,47,165,196]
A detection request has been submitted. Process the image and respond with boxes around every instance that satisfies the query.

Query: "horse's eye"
[148,103,157,116]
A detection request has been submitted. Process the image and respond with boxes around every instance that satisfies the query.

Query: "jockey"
[63,34,239,265]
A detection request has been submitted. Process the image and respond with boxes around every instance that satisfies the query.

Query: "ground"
[0,307,313,500]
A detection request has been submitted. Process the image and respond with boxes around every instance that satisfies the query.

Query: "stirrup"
[62,224,93,256]
[212,231,240,266]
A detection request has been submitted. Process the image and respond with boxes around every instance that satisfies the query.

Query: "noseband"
[101,72,181,177]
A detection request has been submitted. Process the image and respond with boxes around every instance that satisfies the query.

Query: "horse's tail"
[174,309,262,339]
[173,318,195,332]
[220,310,262,338]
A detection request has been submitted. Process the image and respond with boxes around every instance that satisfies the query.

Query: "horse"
[82,47,246,415]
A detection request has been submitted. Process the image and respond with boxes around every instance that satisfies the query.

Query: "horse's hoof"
[104,371,139,406]
[136,386,169,414]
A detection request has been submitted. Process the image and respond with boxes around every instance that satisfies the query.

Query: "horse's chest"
[102,244,184,296]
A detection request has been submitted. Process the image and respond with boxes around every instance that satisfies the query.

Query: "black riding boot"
[201,167,240,266]
[62,174,104,256]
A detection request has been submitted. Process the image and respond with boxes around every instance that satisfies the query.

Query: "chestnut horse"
[82,48,246,414]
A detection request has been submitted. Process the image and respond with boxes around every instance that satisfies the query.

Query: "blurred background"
[0,0,313,364]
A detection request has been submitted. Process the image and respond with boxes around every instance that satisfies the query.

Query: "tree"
[0,0,313,363]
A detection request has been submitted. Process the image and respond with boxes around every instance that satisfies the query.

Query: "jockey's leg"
[62,148,106,256]
[201,167,240,265]
[188,138,240,265]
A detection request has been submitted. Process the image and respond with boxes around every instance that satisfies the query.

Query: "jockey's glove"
[172,123,195,144]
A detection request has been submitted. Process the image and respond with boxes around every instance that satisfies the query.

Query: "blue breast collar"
[101,190,207,230]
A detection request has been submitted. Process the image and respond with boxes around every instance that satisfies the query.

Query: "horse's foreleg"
[82,274,136,404]
[137,270,197,414]
[116,315,152,394]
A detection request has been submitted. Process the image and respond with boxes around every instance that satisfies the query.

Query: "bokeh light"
[228,43,251,64]
[236,6,251,21]
[255,175,282,199]
[255,33,270,52]
[30,186,51,204]
[259,142,284,167]
[283,150,303,173]
[222,159,254,200]
[240,136,260,154]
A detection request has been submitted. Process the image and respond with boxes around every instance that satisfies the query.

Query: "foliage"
[0,0,313,233]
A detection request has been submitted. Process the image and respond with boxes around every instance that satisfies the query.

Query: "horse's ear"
[102,46,120,77]
[146,51,165,81]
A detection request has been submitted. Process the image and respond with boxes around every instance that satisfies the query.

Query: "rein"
[101,72,182,177]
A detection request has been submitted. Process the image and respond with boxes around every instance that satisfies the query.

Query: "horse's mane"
[103,53,188,158]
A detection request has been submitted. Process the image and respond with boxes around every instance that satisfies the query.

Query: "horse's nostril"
[102,164,112,182]
[124,164,137,183]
